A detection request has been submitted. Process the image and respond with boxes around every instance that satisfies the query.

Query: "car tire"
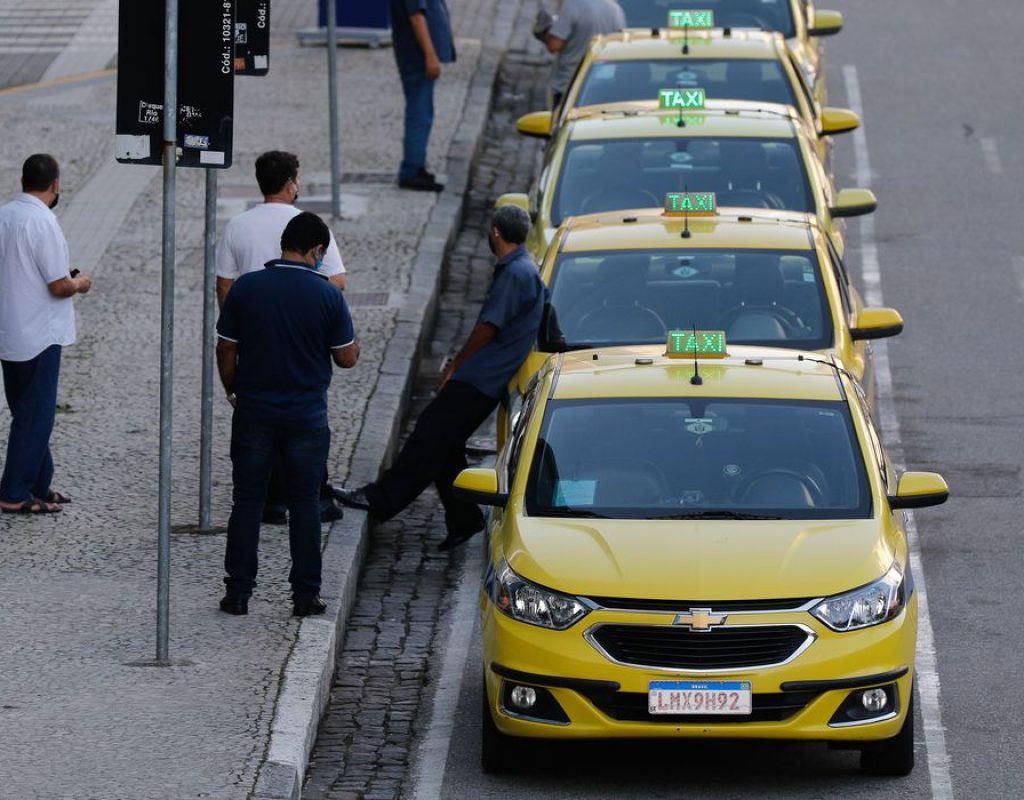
[860,688,915,776]
[481,680,528,774]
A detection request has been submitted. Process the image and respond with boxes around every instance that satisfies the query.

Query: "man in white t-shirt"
[215,150,346,307]
[0,154,92,514]
[215,151,348,524]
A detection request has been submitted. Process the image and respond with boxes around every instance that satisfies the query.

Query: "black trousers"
[365,380,497,536]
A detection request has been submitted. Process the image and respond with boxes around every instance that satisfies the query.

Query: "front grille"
[589,624,810,670]
[578,688,819,723]
[587,596,814,613]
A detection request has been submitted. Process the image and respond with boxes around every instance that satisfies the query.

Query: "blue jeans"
[398,69,435,181]
[224,413,330,599]
[1,344,61,503]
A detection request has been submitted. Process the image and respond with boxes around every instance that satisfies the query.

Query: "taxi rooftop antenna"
[681,183,692,237]
[690,323,703,385]
[682,24,690,54]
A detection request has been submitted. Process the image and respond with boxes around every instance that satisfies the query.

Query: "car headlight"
[489,561,588,630]
[811,564,906,632]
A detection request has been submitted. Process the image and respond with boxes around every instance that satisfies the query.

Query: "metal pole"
[326,0,341,219]
[199,168,217,531]
[157,0,179,663]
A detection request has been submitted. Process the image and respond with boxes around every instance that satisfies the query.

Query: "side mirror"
[808,9,843,36]
[820,107,860,137]
[516,110,554,139]
[888,472,949,510]
[850,308,904,341]
[830,188,877,219]
[453,468,508,507]
[496,193,531,214]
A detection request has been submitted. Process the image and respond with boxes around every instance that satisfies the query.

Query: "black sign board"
[235,0,270,76]
[115,0,235,169]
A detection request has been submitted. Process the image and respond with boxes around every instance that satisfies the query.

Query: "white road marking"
[980,138,1003,175]
[844,64,955,800]
[410,539,485,800]
[1013,257,1024,301]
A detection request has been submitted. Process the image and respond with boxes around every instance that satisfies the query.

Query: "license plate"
[648,680,752,715]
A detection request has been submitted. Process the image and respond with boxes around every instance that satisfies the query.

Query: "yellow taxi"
[518,27,858,156]
[614,1,843,93]
[454,337,948,775]
[497,99,876,263]
[506,193,902,418]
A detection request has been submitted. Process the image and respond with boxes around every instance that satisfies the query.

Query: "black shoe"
[438,522,485,552]
[219,595,249,615]
[320,500,345,523]
[262,506,287,525]
[398,169,444,192]
[293,594,328,617]
[334,486,372,511]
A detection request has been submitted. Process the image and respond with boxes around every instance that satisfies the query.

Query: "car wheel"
[860,688,915,776]
[481,679,528,774]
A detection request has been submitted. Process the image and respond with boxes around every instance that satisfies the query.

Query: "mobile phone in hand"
[70,269,80,278]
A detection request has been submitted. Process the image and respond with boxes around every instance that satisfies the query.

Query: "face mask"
[314,256,324,271]
[49,193,60,209]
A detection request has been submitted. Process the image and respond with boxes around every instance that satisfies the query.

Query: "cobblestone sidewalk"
[0,1,514,798]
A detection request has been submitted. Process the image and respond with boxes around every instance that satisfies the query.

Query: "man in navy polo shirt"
[336,206,545,550]
[216,212,359,617]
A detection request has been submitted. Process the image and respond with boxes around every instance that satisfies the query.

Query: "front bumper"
[482,591,917,742]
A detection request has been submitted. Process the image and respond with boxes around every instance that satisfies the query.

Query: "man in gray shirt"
[534,0,625,108]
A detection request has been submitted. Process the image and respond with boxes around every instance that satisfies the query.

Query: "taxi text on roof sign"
[666,330,728,359]
[664,192,717,215]
[659,87,706,111]
[668,9,714,29]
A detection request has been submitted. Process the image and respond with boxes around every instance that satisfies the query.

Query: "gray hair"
[491,205,531,245]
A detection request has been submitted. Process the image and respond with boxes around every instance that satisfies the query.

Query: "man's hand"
[532,8,555,41]
[425,53,442,80]
[47,272,93,298]
[74,272,93,294]
[438,357,455,390]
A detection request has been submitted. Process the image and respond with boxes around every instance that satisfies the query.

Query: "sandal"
[0,498,62,514]
[44,489,72,504]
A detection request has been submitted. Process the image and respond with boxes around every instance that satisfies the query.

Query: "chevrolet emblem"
[673,607,727,631]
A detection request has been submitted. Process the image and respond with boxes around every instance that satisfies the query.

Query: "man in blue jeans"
[216,212,359,616]
[389,0,455,192]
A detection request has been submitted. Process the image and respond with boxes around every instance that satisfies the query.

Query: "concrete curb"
[251,6,519,798]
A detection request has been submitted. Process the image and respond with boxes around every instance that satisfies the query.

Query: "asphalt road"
[400,2,1024,798]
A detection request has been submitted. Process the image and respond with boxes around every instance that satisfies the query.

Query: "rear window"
[618,0,797,38]
[577,59,798,109]
[551,136,813,225]
[526,398,871,520]
[548,248,831,350]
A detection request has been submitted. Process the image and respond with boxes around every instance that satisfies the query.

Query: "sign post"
[326,0,341,219]
[116,0,236,662]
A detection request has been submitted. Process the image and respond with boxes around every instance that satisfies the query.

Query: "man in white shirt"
[215,150,346,307]
[215,150,347,524]
[0,154,92,514]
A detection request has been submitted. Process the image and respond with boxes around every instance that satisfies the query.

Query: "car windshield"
[576,59,798,109]
[548,248,831,350]
[618,0,797,38]
[526,398,871,520]
[550,137,813,225]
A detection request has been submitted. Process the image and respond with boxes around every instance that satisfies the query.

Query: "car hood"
[505,516,894,600]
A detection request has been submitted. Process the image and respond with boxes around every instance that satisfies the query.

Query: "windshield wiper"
[646,510,784,521]
[540,507,612,519]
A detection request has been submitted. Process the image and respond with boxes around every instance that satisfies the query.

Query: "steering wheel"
[717,303,807,337]
[578,187,660,216]
[719,188,787,210]
[733,468,825,506]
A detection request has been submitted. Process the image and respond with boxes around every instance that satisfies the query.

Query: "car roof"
[590,28,787,61]
[566,104,803,140]
[549,345,845,402]
[556,209,821,253]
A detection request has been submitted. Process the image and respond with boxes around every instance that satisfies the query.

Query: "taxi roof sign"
[659,87,706,111]
[666,330,727,359]
[668,9,715,29]
[665,192,717,216]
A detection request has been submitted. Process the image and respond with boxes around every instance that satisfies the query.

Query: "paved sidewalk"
[0,1,522,798]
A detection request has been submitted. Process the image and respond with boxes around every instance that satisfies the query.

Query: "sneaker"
[293,594,327,617]
[219,594,249,615]
[398,169,444,193]
[334,486,372,511]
